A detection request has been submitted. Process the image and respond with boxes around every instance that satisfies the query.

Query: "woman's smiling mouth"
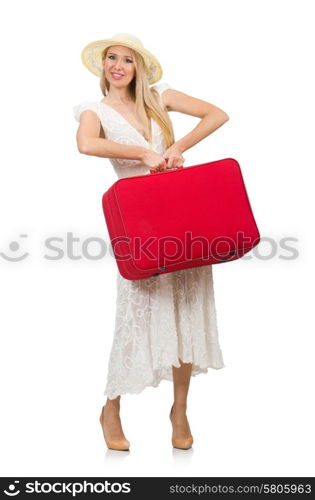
[111,72,124,79]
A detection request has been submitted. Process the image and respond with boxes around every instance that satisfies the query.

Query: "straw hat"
[80,32,163,85]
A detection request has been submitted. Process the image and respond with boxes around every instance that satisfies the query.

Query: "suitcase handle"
[150,166,184,175]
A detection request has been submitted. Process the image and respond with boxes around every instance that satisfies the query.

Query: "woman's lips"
[111,73,124,80]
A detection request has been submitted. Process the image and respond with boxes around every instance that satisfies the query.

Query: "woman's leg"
[170,360,194,444]
[172,360,192,408]
[100,396,130,449]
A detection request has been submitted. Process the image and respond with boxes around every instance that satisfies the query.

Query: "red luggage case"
[102,158,260,280]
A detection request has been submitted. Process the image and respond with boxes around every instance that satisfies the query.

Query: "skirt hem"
[104,359,225,400]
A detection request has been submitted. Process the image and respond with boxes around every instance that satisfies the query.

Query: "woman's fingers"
[166,155,185,169]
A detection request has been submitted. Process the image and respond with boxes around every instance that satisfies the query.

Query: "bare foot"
[170,405,193,449]
[100,404,130,451]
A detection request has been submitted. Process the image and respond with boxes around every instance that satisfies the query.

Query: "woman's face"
[103,45,136,87]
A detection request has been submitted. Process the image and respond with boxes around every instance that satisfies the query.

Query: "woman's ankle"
[172,402,187,413]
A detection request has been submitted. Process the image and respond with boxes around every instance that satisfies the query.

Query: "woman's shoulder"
[73,100,102,122]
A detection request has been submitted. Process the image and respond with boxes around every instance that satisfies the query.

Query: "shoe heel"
[169,405,194,450]
[99,407,130,451]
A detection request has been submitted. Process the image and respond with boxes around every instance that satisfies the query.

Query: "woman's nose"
[113,58,123,69]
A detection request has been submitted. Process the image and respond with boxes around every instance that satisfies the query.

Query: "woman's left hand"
[163,144,185,169]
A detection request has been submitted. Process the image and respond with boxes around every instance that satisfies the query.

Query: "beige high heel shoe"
[99,405,130,451]
[169,404,194,450]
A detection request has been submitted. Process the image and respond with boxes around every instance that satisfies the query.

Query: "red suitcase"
[102,158,260,280]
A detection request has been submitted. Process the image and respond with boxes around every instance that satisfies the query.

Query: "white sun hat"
[80,32,163,85]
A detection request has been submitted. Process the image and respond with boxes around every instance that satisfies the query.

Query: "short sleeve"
[73,101,100,122]
[151,82,172,96]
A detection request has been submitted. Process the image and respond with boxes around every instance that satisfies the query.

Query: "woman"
[73,33,229,451]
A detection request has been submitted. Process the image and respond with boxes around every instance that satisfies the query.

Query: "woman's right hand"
[141,149,168,171]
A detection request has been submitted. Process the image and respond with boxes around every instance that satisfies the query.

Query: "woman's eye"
[108,55,133,63]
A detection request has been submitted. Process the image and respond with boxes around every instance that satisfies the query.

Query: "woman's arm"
[76,110,147,160]
[163,89,229,154]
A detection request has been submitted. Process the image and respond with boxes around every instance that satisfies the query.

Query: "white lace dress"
[73,82,225,400]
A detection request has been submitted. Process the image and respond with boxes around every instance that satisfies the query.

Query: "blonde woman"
[73,33,229,451]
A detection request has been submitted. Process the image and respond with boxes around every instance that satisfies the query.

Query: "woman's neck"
[105,88,134,105]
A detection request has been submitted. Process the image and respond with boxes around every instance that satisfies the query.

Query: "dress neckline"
[99,100,151,144]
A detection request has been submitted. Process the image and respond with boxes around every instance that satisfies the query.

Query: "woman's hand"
[163,144,185,169]
[141,149,168,171]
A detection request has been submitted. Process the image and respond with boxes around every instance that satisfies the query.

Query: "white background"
[0,0,314,478]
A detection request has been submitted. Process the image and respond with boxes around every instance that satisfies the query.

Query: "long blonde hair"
[100,46,175,148]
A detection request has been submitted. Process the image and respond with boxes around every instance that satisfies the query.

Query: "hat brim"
[81,38,163,85]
